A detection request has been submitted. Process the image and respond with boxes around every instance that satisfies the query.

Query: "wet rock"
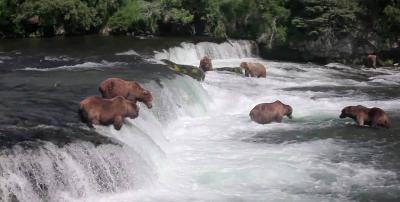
[55,26,65,36]
[0,124,120,149]
[161,59,205,81]
[100,26,112,36]
[261,32,399,65]
[214,67,243,75]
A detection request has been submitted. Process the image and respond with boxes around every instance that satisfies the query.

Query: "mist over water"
[0,37,400,201]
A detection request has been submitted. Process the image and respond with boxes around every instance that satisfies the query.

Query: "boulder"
[161,59,205,81]
[214,67,243,75]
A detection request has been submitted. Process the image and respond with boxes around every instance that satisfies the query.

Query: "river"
[0,36,399,202]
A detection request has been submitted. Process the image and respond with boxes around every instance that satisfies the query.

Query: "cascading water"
[0,141,151,202]
[1,38,400,202]
[93,40,400,201]
[0,72,212,202]
[154,40,257,65]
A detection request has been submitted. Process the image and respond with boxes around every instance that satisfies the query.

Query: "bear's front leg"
[356,115,364,127]
[113,116,124,130]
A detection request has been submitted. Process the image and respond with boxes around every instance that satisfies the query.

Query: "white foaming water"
[0,141,153,202]
[0,56,12,64]
[0,56,12,60]
[76,41,400,202]
[44,55,76,62]
[93,77,211,171]
[115,50,140,56]
[18,60,127,71]
[154,40,257,65]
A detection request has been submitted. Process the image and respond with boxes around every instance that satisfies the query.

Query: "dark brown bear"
[240,62,267,78]
[199,56,213,72]
[99,78,153,109]
[339,105,391,128]
[79,96,139,130]
[367,54,377,68]
[249,100,293,124]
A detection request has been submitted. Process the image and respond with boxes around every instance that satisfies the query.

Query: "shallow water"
[0,36,399,202]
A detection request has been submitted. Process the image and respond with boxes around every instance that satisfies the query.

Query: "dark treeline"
[0,0,399,64]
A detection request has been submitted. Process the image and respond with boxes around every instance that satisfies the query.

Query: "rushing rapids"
[0,37,399,202]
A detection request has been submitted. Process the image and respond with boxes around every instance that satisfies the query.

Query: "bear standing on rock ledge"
[199,56,213,72]
[79,96,139,130]
[99,78,153,109]
[340,105,391,128]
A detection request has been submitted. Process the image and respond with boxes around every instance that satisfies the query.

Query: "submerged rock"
[214,67,243,75]
[161,59,205,81]
[0,124,120,149]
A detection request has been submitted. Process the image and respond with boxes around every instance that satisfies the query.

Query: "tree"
[289,0,360,40]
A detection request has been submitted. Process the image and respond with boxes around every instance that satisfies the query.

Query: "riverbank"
[2,0,399,66]
[2,34,399,68]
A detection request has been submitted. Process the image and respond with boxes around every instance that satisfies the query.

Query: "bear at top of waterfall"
[249,100,293,124]
[240,62,267,78]
[99,78,153,109]
[199,56,213,72]
[79,96,139,130]
[340,105,391,128]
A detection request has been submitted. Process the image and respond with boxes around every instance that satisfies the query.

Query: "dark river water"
[0,36,399,202]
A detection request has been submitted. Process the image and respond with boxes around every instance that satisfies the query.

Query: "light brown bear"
[249,100,293,124]
[240,62,267,78]
[79,96,139,130]
[99,78,153,109]
[340,105,391,128]
[199,56,213,72]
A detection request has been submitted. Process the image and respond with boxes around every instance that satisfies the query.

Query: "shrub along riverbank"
[0,0,399,65]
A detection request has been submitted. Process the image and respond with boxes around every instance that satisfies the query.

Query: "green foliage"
[0,0,398,53]
[161,0,193,24]
[383,59,394,66]
[18,0,98,33]
[382,4,400,36]
[289,0,360,40]
[0,0,23,36]
[108,0,159,33]
[0,0,122,37]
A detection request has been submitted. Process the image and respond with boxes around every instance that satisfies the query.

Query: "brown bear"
[240,62,267,78]
[99,78,153,109]
[249,100,293,124]
[339,105,391,128]
[79,96,139,130]
[199,56,213,72]
[367,54,377,68]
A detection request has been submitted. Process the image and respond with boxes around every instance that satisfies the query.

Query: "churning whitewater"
[1,39,400,202]
[90,41,400,201]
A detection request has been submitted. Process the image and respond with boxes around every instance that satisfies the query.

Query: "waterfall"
[0,142,153,202]
[0,72,212,202]
[154,40,258,65]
